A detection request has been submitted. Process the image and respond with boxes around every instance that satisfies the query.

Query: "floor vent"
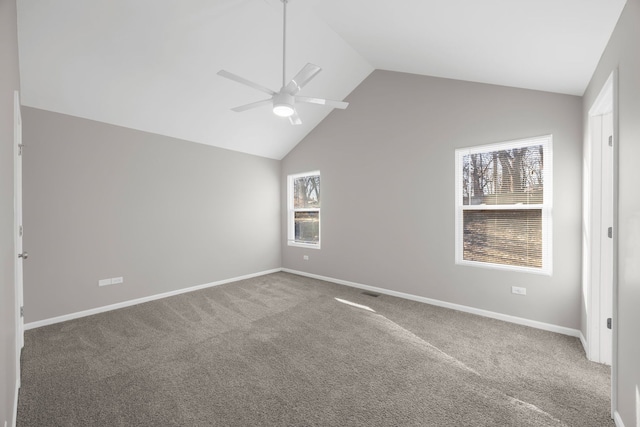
[361,291,380,298]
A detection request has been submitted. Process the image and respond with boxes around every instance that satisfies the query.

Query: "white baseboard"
[283,269,581,338]
[25,269,281,330]
[25,266,583,338]
[613,411,625,427]
[12,377,19,427]
[579,331,588,356]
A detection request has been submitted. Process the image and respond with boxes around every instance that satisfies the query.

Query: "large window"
[455,135,552,274]
[288,171,321,248]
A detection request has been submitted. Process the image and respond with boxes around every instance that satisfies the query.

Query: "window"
[288,171,321,248]
[455,135,552,274]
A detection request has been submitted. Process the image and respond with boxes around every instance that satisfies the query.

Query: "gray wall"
[0,0,20,424]
[23,108,281,323]
[282,70,583,329]
[583,0,640,424]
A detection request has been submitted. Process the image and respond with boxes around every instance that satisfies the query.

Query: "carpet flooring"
[17,272,612,426]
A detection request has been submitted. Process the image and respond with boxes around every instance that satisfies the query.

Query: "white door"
[14,90,24,363]
[600,111,613,366]
[587,72,615,368]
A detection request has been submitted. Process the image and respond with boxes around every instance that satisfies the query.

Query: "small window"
[455,135,552,274]
[288,171,321,248]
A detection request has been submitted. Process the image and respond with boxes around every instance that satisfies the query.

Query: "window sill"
[288,241,321,250]
[456,259,551,276]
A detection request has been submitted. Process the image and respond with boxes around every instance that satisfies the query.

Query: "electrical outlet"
[512,286,527,295]
[99,277,124,287]
[98,278,112,287]
[303,255,309,261]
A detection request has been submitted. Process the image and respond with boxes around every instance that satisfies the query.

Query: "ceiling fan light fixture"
[273,103,295,117]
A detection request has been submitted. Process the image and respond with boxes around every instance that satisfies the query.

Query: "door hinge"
[607,318,612,329]
[19,225,23,237]
[18,143,25,156]
[608,227,613,238]
[608,135,613,147]
[20,306,24,318]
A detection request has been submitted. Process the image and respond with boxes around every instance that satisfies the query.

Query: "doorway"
[14,90,24,393]
[584,71,617,416]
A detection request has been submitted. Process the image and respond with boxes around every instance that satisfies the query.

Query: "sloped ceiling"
[16,0,626,159]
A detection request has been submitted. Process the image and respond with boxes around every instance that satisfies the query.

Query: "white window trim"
[454,135,553,275]
[287,170,321,249]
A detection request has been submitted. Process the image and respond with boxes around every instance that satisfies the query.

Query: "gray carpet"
[17,272,612,426]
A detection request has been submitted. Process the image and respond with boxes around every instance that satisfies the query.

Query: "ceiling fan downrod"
[281,0,288,89]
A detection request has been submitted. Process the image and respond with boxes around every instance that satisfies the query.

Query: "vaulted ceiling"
[16,0,626,159]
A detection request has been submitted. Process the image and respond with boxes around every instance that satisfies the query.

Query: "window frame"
[454,135,553,275]
[287,170,321,249]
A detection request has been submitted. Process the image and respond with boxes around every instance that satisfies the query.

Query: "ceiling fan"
[217,0,348,125]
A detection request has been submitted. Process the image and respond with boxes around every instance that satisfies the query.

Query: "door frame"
[585,70,618,416]
[13,90,23,407]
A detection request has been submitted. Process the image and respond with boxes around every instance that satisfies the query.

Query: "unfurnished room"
[1,0,640,426]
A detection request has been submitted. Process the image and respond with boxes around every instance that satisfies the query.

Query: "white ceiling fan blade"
[296,96,349,109]
[231,99,272,112]
[285,63,322,95]
[217,70,276,96]
[288,110,302,125]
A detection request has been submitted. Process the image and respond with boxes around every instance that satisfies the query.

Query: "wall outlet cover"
[98,278,112,287]
[511,286,527,295]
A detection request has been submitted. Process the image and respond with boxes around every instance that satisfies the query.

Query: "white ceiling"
[16,0,626,159]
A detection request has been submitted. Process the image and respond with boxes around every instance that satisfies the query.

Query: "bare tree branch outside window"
[292,174,320,244]
[459,143,547,269]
